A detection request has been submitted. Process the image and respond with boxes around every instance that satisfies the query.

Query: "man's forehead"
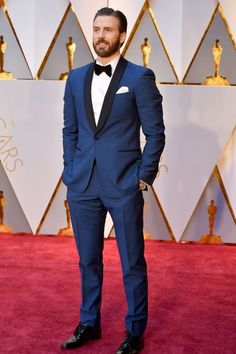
[93,15,120,27]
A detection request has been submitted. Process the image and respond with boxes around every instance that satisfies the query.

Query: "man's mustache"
[95,40,109,45]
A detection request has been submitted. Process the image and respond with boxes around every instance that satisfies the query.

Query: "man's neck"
[97,51,120,65]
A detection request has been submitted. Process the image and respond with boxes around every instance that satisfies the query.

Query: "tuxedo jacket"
[62,56,165,198]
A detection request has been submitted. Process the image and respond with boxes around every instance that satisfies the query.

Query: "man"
[61,7,165,354]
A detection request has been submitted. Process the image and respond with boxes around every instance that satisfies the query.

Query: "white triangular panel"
[39,180,68,235]
[154,85,236,241]
[143,188,171,240]
[40,8,93,79]
[182,0,217,80]
[180,172,236,243]
[184,10,236,84]
[35,0,70,76]
[4,0,35,77]
[104,212,113,238]
[217,128,236,217]
[0,80,65,232]
[0,162,32,233]
[7,0,69,77]
[0,7,32,78]
[220,0,236,43]
[109,0,146,48]
[149,0,182,81]
[125,10,177,82]
[71,0,106,58]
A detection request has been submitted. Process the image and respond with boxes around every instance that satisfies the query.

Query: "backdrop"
[0,0,235,242]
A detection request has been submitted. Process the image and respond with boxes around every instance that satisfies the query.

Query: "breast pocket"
[113,91,134,113]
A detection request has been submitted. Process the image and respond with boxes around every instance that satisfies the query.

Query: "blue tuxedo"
[62,56,165,335]
[62,56,165,197]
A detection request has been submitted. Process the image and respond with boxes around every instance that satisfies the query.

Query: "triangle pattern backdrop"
[180,170,236,243]
[39,6,93,80]
[0,80,65,233]
[124,6,177,83]
[143,188,173,240]
[153,85,236,241]
[149,0,183,80]
[37,179,68,235]
[0,6,32,79]
[0,1,234,240]
[219,0,236,44]
[183,7,236,84]
[217,128,236,219]
[0,161,32,233]
[180,0,218,81]
[6,0,69,78]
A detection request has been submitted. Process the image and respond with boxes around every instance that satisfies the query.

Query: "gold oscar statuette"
[0,1,7,11]
[59,37,76,81]
[203,39,229,86]
[58,199,74,236]
[199,200,222,244]
[0,190,13,233]
[143,202,153,240]
[141,37,151,68]
[0,35,14,80]
[143,230,153,240]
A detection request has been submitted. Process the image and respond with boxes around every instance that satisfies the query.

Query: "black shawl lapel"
[84,61,96,134]
[95,56,128,135]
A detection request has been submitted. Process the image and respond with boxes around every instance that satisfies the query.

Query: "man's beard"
[93,37,121,58]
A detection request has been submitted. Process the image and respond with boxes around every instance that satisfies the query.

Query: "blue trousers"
[67,164,148,336]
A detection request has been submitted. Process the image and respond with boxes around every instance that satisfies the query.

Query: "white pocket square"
[116,86,129,94]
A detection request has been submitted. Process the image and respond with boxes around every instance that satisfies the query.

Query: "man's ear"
[120,32,126,46]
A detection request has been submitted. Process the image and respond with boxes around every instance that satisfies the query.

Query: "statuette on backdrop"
[58,200,74,236]
[142,202,153,240]
[0,35,14,80]
[199,200,222,244]
[0,190,13,233]
[59,37,76,80]
[0,0,5,5]
[141,37,151,68]
[144,231,153,239]
[203,39,229,86]
[0,1,7,11]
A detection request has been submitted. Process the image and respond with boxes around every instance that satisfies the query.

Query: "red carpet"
[1,234,236,354]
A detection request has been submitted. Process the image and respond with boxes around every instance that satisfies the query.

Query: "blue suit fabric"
[62,56,165,336]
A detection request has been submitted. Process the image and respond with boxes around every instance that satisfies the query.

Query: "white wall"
[0,0,235,242]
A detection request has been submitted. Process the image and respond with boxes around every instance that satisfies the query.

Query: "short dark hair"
[93,7,127,34]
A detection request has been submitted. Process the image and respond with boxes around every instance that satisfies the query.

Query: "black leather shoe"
[115,333,143,354]
[60,323,101,349]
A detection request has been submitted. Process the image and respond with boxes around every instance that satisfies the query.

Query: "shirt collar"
[96,54,121,77]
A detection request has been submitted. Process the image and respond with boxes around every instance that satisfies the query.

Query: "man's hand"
[139,180,147,191]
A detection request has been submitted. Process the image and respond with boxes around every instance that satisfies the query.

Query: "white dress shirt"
[91,54,120,126]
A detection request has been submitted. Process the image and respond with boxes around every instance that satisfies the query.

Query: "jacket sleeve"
[135,68,165,185]
[62,72,78,167]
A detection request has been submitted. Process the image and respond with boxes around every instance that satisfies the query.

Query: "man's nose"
[97,30,105,39]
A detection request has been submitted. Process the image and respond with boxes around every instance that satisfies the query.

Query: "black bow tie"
[94,63,112,77]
